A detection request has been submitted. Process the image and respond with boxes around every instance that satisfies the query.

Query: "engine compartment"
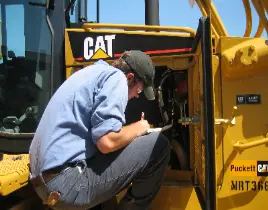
[125,66,190,171]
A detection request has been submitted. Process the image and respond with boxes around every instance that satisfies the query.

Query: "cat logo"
[83,34,116,60]
[258,164,268,172]
[257,161,268,176]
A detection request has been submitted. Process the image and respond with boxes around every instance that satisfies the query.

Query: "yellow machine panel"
[216,36,268,210]
[0,154,29,196]
[152,186,202,210]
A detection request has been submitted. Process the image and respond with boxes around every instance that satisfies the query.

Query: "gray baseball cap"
[122,50,155,100]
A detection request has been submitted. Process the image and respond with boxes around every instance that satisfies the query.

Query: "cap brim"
[144,86,155,100]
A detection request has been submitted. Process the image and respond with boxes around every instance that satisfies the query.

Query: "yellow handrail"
[233,138,268,151]
[254,19,264,37]
[242,0,252,37]
[251,0,268,34]
[195,0,228,37]
[82,23,196,37]
[261,0,268,14]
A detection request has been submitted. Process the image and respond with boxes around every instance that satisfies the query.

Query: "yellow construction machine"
[0,0,267,209]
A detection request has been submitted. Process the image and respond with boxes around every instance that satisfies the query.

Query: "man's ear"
[126,73,135,83]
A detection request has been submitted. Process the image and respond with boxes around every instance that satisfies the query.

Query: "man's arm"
[91,70,149,154]
[96,120,149,154]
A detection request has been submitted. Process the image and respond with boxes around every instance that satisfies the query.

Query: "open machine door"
[189,16,216,210]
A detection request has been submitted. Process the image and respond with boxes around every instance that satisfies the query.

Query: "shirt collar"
[94,59,109,66]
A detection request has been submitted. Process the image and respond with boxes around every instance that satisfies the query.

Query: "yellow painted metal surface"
[65,30,75,77]
[0,154,30,196]
[216,35,268,209]
[211,55,224,189]
[82,23,196,37]
[117,185,202,210]
[221,37,268,78]
[242,0,252,37]
[251,0,268,34]
[254,19,264,37]
[152,186,202,210]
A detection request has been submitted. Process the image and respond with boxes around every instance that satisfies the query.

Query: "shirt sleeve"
[91,70,128,144]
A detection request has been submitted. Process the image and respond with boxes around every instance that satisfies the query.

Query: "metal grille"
[192,52,206,196]
[193,125,205,192]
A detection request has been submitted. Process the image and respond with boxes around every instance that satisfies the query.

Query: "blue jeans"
[33,132,171,210]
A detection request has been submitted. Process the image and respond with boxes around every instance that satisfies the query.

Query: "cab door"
[188,16,217,210]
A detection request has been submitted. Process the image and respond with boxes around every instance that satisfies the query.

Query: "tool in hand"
[141,112,145,120]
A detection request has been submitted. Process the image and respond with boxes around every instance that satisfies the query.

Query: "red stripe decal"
[114,48,192,57]
[73,46,216,60]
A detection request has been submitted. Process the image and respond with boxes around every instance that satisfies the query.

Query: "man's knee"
[152,132,171,157]
[136,132,171,156]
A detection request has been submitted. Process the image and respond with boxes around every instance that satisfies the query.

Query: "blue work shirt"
[29,60,128,178]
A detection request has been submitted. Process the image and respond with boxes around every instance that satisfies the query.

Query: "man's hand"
[96,120,150,154]
[136,119,150,136]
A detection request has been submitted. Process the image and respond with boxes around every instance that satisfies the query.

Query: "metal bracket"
[215,106,237,125]
[178,115,200,126]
